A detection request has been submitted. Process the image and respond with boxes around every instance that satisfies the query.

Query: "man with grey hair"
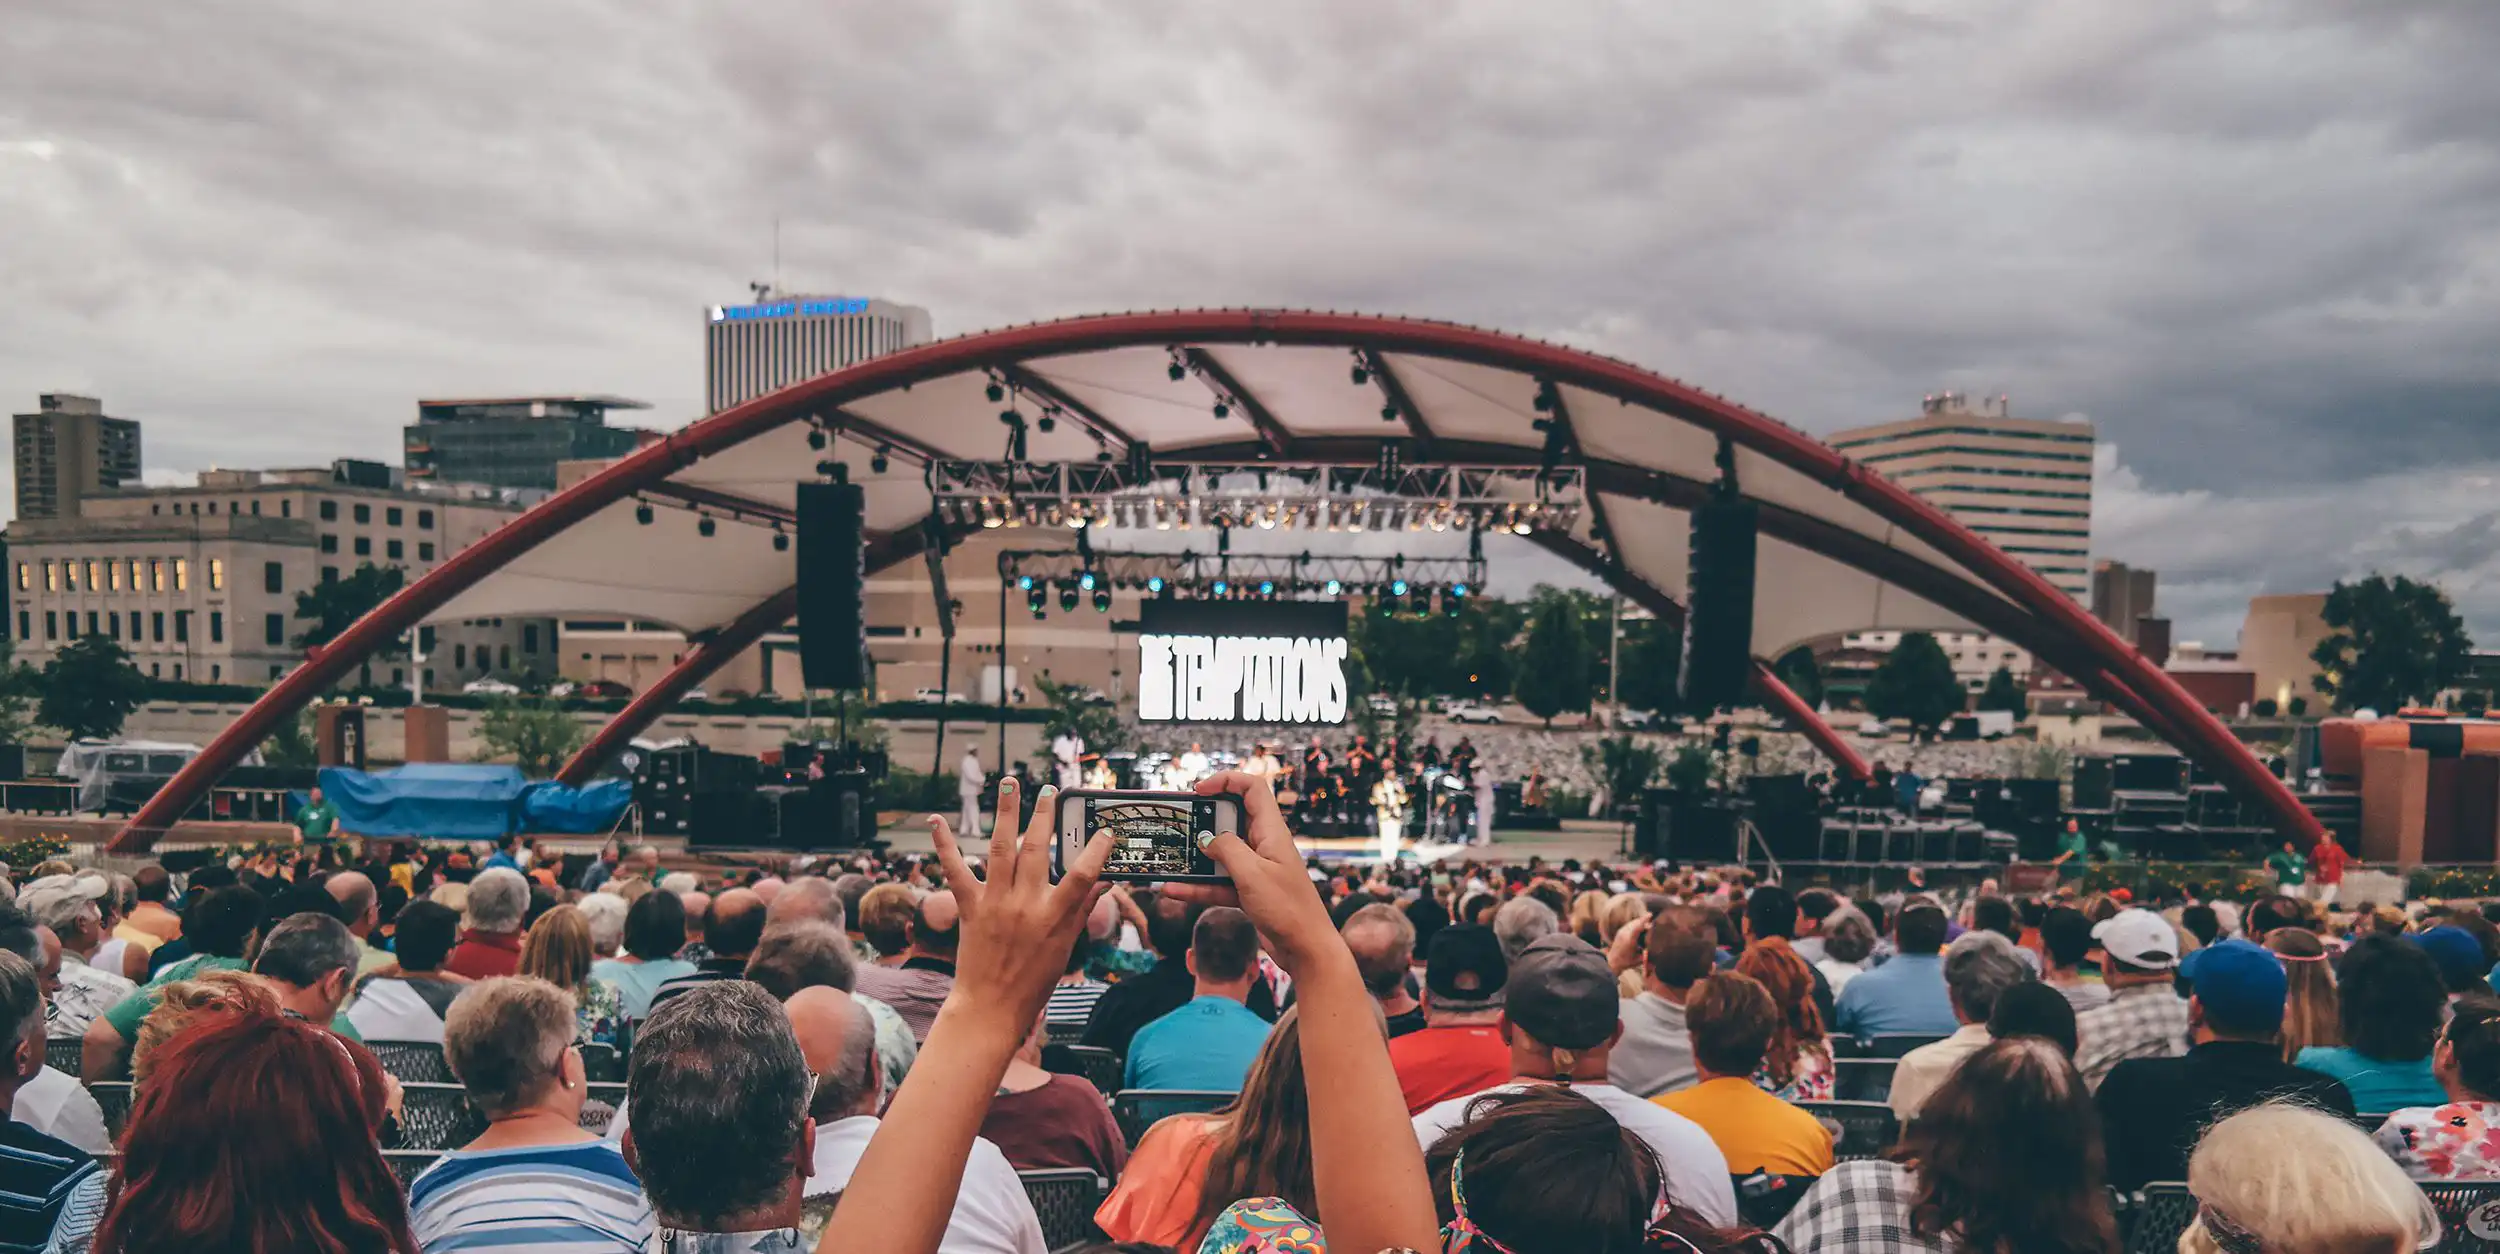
[742,921,917,1100]
[1887,929,2035,1121]
[447,866,529,980]
[1490,895,1560,960]
[1342,902,1426,1037]
[788,986,1043,1253]
[17,875,133,1040]
[0,947,102,1247]
[0,906,108,1154]
[622,982,817,1249]
[765,876,843,935]
[254,912,366,1040]
[324,870,393,977]
[578,891,628,958]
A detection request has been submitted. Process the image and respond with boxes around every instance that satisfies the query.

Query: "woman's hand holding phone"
[1165,771,1347,977]
[927,776,1112,1044]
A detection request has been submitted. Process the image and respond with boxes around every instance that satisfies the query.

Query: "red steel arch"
[113,310,2325,850]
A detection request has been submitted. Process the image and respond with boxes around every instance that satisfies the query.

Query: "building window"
[42,613,55,641]
[418,542,436,561]
[321,534,338,554]
[281,500,292,518]
[126,559,138,589]
[264,562,283,594]
[148,560,161,592]
[13,563,25,592]
[150,663,160,678]
[104,561,117,592]
[84,611,97,636]
[209,611,223,644]
[151,504,160,516]
[41,562,55,593]
[206,501,217,515]
[152,612,164,643]
[210,664,220,681]
[322,566,338,583]
[172,664,182,680]
[523,624,539,652]
[208,558,224,591]
[387,507,403,526]
[173,559,188,591]
[83,561,97,591]
[353,537,371,557]
[386,539,403,561]
[250,500,260,515]
[266,614,285,646]
[499,645,512,670]
[108,612,120,639]
[417,509,435,530]
[353,503,371,524]
[319,500,337,521]
[173,611,189,643]
[12,612,23,640]
[62,562,77,593]
[454,643,467,668]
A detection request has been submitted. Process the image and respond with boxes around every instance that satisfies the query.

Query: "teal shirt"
[295,800,339,839]
[2295,1045,2443,1112]
[590,956,698,1021]
[101,954,360,1044]
[1123,995,1271,1091]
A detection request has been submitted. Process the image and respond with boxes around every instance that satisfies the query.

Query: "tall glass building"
[404,396,650,492]
[704,295,933,414]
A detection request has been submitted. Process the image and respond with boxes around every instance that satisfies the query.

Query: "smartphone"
[1054,789,1242,883]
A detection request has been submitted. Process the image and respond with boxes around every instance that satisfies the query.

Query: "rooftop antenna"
[772,213,781,296]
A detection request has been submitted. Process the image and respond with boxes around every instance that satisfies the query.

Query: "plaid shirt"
[2074,984,2192,1088]
[1773,1160,1953,1254]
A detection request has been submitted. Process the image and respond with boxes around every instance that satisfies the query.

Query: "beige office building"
[1829,393,2095,600]
[2240,593,2330,713]
[7,460,552,689]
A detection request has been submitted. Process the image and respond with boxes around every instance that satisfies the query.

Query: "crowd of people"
[0,791,2482,1251]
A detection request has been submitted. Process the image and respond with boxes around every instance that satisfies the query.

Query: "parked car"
[579,680,632,700]
[1857,718,1894,738]
[1443,701,1503,725]
[548,681,578,698]
[1062,685,1113,707]
[1366,694,1398,716]
[681,687,710,703]
[911,688,972,704]
[1617,708,1663,730]
[462,678,521,696]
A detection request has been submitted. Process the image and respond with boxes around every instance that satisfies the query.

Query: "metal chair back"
[1799,1100,1900,1161]
[394,1082,487,1151]
[1110,1089,1236,1146]
[1019,1169,1108,1250]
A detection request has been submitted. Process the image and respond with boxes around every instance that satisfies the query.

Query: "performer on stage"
[1051,728,1086,789]
[957,744,985,836]
[1371,772,1408,865]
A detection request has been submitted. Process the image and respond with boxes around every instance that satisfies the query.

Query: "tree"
[39,635,149,741]
[1036,676,1125,759]
[2310,574,2473,713]
[293,563,407,687]
[1773,647,1825,709]
[1863,631,1964,734]
[475,698,587,777]
[1580,735,1662,815]
[1977,665,2027,717]
[1512,591,1595,727]
[259,708,319,770]
[1614,617,1682,715]
[0,636,40,747]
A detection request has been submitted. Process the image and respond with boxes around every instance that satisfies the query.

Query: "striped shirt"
[408,1139,654,1253]
[1045,979,1107,1028]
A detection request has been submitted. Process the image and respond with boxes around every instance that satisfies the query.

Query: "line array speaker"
[1679,495,1758,712]
[797,480,868,690]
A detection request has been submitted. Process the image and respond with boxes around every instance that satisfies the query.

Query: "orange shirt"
[1389,1023,1514,1115]
[1096,1114,1222,1249]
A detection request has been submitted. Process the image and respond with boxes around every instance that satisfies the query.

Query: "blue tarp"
[320,763,527,839]
[518,778,635,834]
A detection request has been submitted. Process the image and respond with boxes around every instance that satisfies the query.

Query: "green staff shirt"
[2266,849,2308,886]
[294,800,339,839]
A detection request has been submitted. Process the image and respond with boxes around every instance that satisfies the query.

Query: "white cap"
[2092,908,2181,971]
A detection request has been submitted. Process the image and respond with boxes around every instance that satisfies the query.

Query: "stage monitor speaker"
[1678,496,1758,712]
[797,480,868,690]
[2071,756,2113,810]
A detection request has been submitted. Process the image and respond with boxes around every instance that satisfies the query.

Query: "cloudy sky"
[4,1,2496,644]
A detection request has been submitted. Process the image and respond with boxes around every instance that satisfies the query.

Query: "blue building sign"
[710,297,873,322]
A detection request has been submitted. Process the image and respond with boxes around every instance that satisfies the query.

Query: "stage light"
[1148,576,1165,593]
[986,381,1006,403]
[1213,580,1230,597]
[1391,579,1409,597]
[871,447,890,474]
[1451,582,1468,598]
[1093,587,1111,612]
[1169,361,1188,382]
[1018,575,1035,591]
[1080,571,1096,591]
[773,530,789,552]
[1213,401,1230,420]
[635,503,653,525]
[697,516,716,538]
[1324,579,1342,596]
[807,428,827,450]
[1381,403,1399,423]
[1258,580,1274,596]
[1027,587,1046,614]
[1037,414,1056,433]
[1059,582,1078,612]
[1352,362,1370,385]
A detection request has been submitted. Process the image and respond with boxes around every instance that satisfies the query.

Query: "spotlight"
[1168,361,1188,382]
[1381,403,1399,423]
[1032,608,1047,621]
[1351,361,1370,385]
[1027,587,1046,614]
[1093,587,1111,612]
[807,428,827,450]
[1037,414,1056,433]
[1258,580,1274,596]
[1058,582,1078,612]
[1080,572,1097,591]
[1410,586,1434,615]
[1324,579,1342,596]
[870,447,890,474]
[986,381,1005,403]
[1390,579,1409,597]
[1147,576,1165,594]
[635,503,653,525]
[773,530,789,552]
[697,516,716,537]
[1213,401,1230,420]
[1213,580,1230,597]
[1018,575,1035,591]
[999,409,1020,426]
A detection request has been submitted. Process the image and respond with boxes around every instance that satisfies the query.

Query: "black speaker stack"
[637,745,763,840]
[2070,756,2114,811]
[1634,788,1742,863]
[797,479,869,691]
[1679,496,1758,713]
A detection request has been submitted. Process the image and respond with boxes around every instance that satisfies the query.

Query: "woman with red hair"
[1735,938,1835,1101]
[87,1008,416,1253]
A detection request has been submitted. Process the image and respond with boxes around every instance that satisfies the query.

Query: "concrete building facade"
[704,295,934,415]
[404,395,651,491]
[12,394,141,522]
[2091,559,2158,646]
[7,460,552,689]
[2240,593,2331,713]
[1830,392,2094,600]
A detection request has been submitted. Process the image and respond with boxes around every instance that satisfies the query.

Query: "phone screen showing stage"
[1088,795,1222,878]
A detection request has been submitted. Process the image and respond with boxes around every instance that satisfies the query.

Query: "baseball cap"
[18,873,108,931]
[2092,908,2181,971]
[1425,923,1508,1010]
[2414,926,2487,993]
[2182,938,2287,1035]
[1503,933,1617,1051]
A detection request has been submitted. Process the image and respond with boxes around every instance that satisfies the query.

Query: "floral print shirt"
[1755,1041,1836,1102]
[2378,1101,2500,1181]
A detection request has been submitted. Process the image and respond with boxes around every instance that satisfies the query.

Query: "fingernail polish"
[1196,830,1215,849]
